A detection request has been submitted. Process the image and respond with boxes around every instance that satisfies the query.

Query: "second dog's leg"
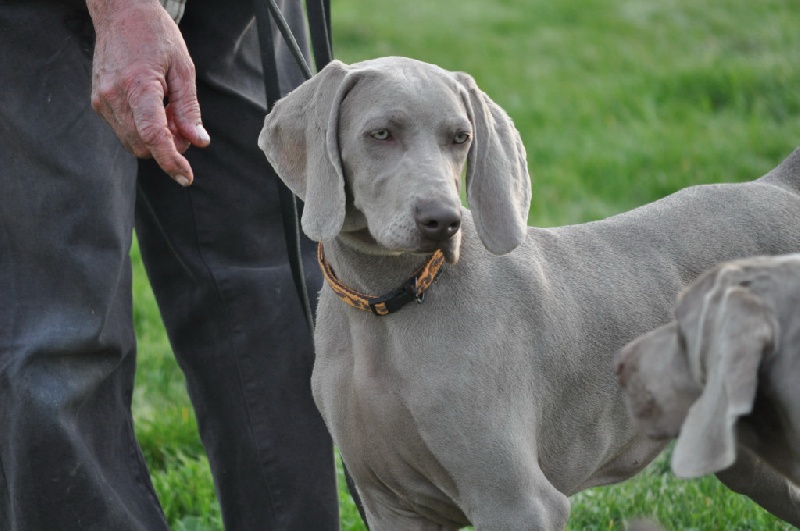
[715,447,800,526]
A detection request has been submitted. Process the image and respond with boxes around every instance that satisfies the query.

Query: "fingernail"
[195,124,210,144]
[173,174,191,187]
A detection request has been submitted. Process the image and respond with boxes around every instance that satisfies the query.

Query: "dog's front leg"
[464,465,571,531]
[363,505,462,531]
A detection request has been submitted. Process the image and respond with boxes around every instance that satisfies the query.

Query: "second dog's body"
[261,57,800,529]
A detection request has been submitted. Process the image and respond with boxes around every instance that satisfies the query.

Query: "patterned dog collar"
[317,243,444,316]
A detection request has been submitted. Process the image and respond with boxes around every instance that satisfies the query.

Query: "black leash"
[253,2,370,527]
[305,0,333,71]
[253,0,329,335]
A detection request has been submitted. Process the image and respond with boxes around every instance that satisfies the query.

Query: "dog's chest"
[311,305,471,523]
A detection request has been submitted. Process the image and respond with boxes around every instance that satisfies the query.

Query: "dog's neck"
[321,235,438,298]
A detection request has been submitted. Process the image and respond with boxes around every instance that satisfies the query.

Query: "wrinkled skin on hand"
[87,0,210,186]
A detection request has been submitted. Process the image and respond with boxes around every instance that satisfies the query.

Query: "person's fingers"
[166,103,193,154]
[93,81,194,185]
[131,82,193,186]
[166,59,210,148]
[91,77,144,155]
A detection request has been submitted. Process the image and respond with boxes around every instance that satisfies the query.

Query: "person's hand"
[87,0,210,186]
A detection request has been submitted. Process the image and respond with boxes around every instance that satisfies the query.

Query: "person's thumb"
[166,58,211,148]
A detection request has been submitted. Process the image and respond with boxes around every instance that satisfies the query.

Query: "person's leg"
[0,3,168,529]
[135,1,339,528]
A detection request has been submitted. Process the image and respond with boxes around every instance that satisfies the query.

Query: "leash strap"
[254,0,329,334]
[306,0,333,69]
[253,4,372,528]
[318,243,445,316]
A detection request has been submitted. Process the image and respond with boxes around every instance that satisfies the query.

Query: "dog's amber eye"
[453,132,471,144]
[370,129,392,141]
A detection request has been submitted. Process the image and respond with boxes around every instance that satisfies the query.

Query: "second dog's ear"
[454,72,531,255]
[259,60,352,241]
[671,283,776,479]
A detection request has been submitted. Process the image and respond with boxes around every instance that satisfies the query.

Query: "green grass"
[132,0,800,528]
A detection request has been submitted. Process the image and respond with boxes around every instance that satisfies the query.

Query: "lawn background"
[131,0,800,528]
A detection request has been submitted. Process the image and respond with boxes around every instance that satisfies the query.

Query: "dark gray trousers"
[0,1,337,529]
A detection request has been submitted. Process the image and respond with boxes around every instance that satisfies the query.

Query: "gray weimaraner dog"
[616,254,800,487]
[259,57,800,529]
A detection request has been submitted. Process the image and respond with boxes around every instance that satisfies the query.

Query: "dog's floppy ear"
[671,271,776,479]
[259,60,352,241]
[615,322,699,439]
[454,72,531,255]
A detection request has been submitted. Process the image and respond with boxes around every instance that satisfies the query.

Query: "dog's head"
[258,57,531,263]
[615,260,780,479]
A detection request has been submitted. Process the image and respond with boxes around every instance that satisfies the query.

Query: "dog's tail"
[758,146,800,192]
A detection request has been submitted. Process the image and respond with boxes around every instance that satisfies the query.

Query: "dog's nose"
[415,202,462,241]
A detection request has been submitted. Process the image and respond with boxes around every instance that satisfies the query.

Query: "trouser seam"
[136,181,196,281]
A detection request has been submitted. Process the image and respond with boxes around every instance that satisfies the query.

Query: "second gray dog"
[260,57,800,529]
[616,254,800,487]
